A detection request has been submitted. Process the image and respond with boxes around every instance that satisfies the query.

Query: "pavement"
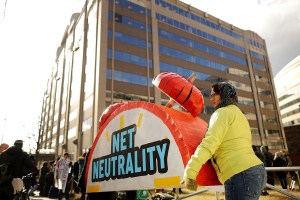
[29,191,80,200]
[28,185,300,200]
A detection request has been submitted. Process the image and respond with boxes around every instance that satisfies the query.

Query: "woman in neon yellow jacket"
[183,82,267,200]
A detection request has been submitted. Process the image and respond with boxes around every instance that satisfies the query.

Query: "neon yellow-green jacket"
[185,105,262,184]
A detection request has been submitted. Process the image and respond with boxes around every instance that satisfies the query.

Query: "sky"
[0,0,299,150]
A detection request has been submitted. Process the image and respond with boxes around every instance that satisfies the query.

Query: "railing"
[265,166,300,200]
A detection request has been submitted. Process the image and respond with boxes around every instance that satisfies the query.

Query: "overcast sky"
[0,0,299,149]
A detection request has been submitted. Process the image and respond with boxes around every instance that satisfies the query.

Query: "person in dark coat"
[77,148,116,200]
[78,150,90,200]
[39,162,50,196]
[44,160,55,197]
[273,151,288,189]
[252,145,266,165]
[252,145,268,195]
[73,155,85,193]
[261,146,275,186]
[0,140,38,200]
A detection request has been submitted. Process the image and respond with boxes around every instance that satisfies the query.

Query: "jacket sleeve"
[185,109,230,180]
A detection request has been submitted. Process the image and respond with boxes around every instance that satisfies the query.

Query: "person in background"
[78,149,91,200]
[252,145,266,165]
[39,161,50,196]
[55,152,71,200]
[260,146,275,187]
[44,160,56,197]
[279,149,296,190]
[73,154,86,193]
[251,145,269,196]
[0,140,38,200]
[183,82,266,200]
[78,148,116,200]
[67,161,73,196]
[273,151,288,189]
[281,149,298,190]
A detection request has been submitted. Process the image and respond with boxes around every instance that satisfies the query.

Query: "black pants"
[58,183,70,200]
[0,183,14,200]
[267,171,275,185]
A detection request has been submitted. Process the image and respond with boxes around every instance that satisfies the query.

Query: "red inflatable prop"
[84,72,220,193]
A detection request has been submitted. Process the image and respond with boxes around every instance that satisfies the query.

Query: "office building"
[39,0,285,159]
[274,55,300,127]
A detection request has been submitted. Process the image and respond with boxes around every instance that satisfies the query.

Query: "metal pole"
[265,167,300,171]
[265,167,300,192]
[266,183,300,200]
[176,189,208,200]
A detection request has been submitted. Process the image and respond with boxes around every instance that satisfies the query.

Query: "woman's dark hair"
[211,83,221,95]
[211,82,238,109]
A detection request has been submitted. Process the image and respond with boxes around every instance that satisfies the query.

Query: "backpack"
[0,152,14,184]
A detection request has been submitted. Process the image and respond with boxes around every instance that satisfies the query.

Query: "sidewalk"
[29,186,300,200]
[29,191,80,200]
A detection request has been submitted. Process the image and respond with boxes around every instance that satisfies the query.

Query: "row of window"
[155,0,242,40]
[159,45,249,79]
[280,97,300,110]
[250,50,265,61]
[110,26,248,71]
[107,69,149,86]
[283,118,300,127]
[278,87,300,101]
[156,13,245,53]
[247,39,265,52]
[107,49,153,68]
[255,75,270,84]
[160,62,251,93]
[257,87,272,96]
[253,63,266,71]
[112,13,151,32]
[158,29,248,66]
[109,30,153,50]
[281,107,300,118]
[114,0,151,17]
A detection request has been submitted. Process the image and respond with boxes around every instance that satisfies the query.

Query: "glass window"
[158,29,247,66]
[108,49,152,68]
[82,117,92,132]
[107,69,149,86]
[68,127,77,139]
[159,45,249,79]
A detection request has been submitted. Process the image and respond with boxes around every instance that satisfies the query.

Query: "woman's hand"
[181,177,197,191]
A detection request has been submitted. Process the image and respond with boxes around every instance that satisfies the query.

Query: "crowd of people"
[252,145,298,194]
[0,140,89,200]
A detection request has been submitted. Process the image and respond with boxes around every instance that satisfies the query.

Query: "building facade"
[274,55,300,127]
[39,0,285,160]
